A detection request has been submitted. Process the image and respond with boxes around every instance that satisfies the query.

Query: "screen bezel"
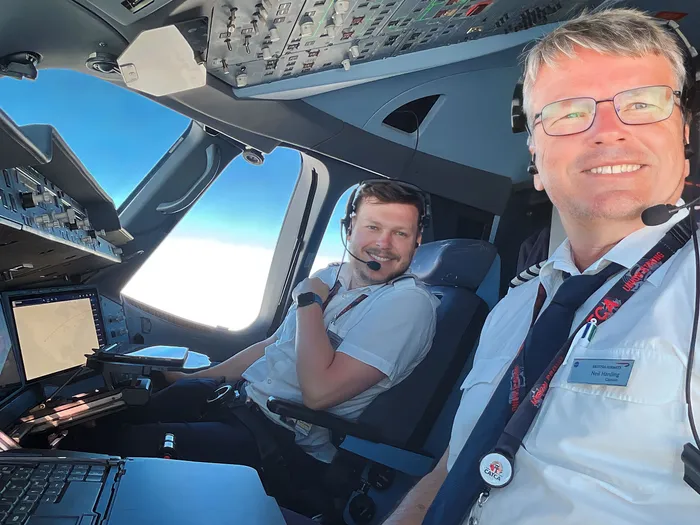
[2,286,107,383]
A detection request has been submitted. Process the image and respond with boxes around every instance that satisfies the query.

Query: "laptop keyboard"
[0,463,106,524]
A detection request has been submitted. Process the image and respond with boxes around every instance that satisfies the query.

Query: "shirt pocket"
[551,343,685,405]
[527,343,688,492]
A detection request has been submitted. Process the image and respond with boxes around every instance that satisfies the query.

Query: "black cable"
[43,365,87,406]
[395,110,421,179]
[687,205,700,448]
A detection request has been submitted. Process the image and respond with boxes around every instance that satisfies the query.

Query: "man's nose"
[375,231,393,248]
[588,101,628,145]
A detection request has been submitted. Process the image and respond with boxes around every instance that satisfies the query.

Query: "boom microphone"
[347,249,381,272]
[642,196,700,226]
[340,230,381,271]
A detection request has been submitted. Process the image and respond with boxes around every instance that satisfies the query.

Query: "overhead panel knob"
[300,15,314,37]
[350,44,360,58]
[325,23,337,38]
[332,11,344,25]
[236,71,248,87]
[262,46,272,60]
[20,192,36,209]
[341,58,351,71]
[256,4,269,20]
[269,26,281,42]
[335,0,350,14]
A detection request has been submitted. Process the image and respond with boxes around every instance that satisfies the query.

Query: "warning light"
[465,0,492,17]
[655,11,688,21]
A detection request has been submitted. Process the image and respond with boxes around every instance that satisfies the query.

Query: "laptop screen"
[10,289,106,381]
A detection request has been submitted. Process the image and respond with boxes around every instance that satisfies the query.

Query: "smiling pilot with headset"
[379,7,700,525]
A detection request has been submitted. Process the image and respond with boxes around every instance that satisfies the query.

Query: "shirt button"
[267,379,272,384]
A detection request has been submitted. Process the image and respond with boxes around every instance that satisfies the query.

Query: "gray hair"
[522,7,688,126]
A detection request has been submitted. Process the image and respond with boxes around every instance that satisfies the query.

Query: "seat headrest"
[409,239,497,291]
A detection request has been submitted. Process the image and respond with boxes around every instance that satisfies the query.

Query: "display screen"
[11,289,106,381]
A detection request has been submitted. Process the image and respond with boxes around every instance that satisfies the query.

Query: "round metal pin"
[479,452,513,488]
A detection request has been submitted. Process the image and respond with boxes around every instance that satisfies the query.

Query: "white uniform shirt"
[244,263,439,463]
[448,204,700,525]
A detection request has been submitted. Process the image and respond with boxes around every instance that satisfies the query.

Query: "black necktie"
[422,262,623,525]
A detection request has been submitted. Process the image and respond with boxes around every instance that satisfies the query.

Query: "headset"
[509,17,700,491]
[338,179,432,272]
[340,179,432,234]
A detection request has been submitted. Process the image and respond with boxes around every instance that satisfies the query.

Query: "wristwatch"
[297,292,323,308]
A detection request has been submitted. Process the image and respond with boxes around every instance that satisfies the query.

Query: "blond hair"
[522,7,687,124]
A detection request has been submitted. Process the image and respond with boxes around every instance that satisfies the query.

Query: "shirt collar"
[335,263,385,294]
[540,199,689,288]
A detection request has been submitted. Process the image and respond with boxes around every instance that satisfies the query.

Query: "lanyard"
[323,280,369,323]
[480,216,695,490]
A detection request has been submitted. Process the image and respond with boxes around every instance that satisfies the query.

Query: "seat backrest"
[356,239,497,448]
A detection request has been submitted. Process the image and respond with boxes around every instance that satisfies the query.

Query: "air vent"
[382,95,440,133]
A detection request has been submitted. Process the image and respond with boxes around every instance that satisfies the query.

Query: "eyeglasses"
[532,85,682,137]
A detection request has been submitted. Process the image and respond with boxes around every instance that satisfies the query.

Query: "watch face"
[298,292,317,307]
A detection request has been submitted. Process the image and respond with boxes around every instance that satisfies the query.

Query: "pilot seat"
[264,238,498,523]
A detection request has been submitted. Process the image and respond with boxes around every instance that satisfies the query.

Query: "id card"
[294,420,313,437]
[327,329,343,350]
[568,358,634,386]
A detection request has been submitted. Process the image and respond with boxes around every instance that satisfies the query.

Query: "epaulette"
[509,261,546,288]
[388,272,419,288]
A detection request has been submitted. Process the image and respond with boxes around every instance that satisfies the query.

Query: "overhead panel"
[205,0,603,90]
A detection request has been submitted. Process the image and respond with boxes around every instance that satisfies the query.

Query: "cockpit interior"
[0,0,698,523]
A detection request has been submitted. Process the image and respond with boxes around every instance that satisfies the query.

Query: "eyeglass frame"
[530,85,684,137]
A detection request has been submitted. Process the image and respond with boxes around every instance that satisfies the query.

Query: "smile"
[368,253,392,262]
[586,164,643,174]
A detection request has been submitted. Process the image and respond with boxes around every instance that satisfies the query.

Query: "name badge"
[568,358,634,386]
[327,329,343,350]
[294,420,313,437]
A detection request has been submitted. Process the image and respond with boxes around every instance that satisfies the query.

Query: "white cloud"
[122,236,337,331]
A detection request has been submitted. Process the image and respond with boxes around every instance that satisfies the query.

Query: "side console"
[0,108,130,291]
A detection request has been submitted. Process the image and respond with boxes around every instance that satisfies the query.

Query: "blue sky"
[0,69,349,327]
[0,69,348,255]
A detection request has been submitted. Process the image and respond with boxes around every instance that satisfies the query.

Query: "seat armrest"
[266,397,383,443]
[339,436,435,477]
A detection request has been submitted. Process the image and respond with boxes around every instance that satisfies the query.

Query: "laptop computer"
[0,288,288,524]
[0,449,287,524]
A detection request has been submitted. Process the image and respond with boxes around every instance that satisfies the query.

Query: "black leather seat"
[267,239,498,522]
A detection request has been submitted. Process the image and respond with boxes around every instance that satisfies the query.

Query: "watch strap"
[298,292,324,308]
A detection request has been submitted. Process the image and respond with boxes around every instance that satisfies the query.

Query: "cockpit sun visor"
[0,109,51,170]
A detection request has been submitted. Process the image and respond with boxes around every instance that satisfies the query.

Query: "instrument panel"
[205,0,603,89]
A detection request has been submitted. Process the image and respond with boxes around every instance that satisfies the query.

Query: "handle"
[156,143,221,214]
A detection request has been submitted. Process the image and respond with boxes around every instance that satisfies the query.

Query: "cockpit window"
[122,148,302,331]
[312,186,355,274]
[0,69,190,207]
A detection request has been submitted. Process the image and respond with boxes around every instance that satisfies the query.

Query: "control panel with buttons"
[0,165,122,289]
[206,0,588,89]
[100,295,130,345]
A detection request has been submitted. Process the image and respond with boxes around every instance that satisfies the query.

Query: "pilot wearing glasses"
[382,7,700,525]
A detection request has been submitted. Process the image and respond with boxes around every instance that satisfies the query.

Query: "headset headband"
[341,179,432,231]
[511,18,699,134]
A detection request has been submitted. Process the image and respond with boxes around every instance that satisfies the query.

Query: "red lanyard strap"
[333,294,369,322]
[323,280,370,322]
[486,217,695,488]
